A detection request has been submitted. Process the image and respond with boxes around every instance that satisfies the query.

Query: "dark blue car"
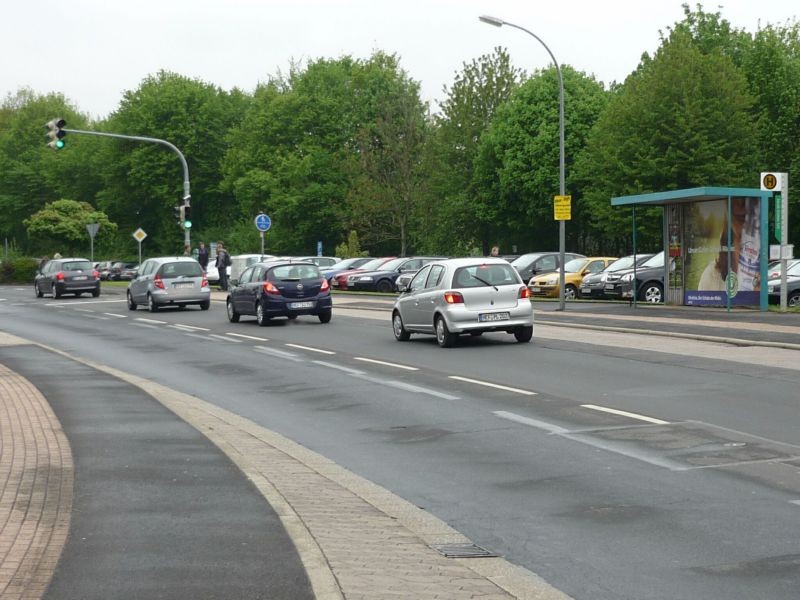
[346,256,445,293]
[226,261,332,325]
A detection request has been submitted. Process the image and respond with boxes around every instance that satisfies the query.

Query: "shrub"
[0,257,39,284]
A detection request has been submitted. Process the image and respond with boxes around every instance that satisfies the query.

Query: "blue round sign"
[254,213,271,232]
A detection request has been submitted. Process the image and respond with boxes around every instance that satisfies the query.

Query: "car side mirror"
[229,278,238,286]
[397,281,409,293]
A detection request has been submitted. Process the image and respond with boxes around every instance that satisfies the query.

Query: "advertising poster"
[684,198,760,306]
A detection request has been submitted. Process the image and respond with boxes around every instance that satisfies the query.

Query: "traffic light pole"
[61,128,192,247]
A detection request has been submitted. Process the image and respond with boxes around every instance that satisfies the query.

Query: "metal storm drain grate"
[430,543,497,558]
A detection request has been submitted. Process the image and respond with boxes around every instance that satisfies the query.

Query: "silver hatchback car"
[127,256,210,312]
[392,257,534,347]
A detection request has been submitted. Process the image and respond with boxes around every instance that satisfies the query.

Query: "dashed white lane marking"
[183,332,211,341]
[170,324,210,332]
[285,343,335,355]
[313,361,365,376]
[581,404,670,425]
[789,500,800,507]
[493,411,570,434]
[313,361,459,400]
[226,332,269,342]
[254,345,303,362]
[135,318,166,324]
[131,323,159,330]
[354,357,418,371]
[209,333,242,343]
[74,308,94,313]
[449,376,537,396]
[103,313,127,318]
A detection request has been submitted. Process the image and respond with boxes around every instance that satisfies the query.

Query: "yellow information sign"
[553,195,572,221]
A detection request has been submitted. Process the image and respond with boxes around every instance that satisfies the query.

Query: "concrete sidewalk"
[0,331,569,600]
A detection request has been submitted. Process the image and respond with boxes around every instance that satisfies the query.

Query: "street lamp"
[479,15,567,310]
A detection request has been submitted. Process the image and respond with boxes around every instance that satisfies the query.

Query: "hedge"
[0,257,39,284]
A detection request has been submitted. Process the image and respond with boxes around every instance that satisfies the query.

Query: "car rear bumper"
[442,303,534,333]
[262,294,333,317]
[150,288,211,305]
[57,281,100,293]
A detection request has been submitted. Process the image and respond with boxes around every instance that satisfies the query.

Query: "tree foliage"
[24,199,116,255]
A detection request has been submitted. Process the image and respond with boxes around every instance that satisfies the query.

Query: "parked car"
[296,256,341,268]
[322,257,373,282]
[226,260,332,325]
[510,252,585,282]
[392,257,534,347]
[108,261,138,281]
[579,254,655,299]
[95,260,116,281]
[767,260,800,307]
[228,254,273,284]
[121,264,139,280]
[126,256,210,312]
[347,256,446,293]
[332,257,396,290]
[768,258,800,280]
[35,257,101,299]
[529,256,617,300]
[604,251,668,303]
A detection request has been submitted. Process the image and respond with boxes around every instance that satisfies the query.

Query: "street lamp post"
[479,15,567,310]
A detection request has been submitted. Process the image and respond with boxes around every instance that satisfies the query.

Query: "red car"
[332,257,395,290]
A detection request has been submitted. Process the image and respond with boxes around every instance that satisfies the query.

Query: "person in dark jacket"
[197,241,209,270]
[215,242,231,290]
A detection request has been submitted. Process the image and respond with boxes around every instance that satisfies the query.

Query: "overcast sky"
[3,0,798,120]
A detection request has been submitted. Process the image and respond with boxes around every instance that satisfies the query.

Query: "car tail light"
[518,286,531,299]
[444,291,464,304]
[55,271,64,281]
[201,277,208,288]
[154,274,165,290]
[92,270,100,279]
[320,277,330,292]
[262,281,281,295]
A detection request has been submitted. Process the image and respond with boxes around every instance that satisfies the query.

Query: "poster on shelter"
[683,198,760,306]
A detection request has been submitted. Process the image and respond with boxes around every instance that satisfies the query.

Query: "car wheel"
[392,311,410,341]
[639,282,663,303]
[51,283,61,299]
[435,316,457,348]
[256,302,269,326]
[35,283,43,298]
[91,288,100,298]
[376,279,394,294]
[318,309,332,324]
[226,299,240,322]
[788,291,800,308]
[564,284,578,300]
[514,325,533,343]
[199,299,210,311]
[148,294,159,312]
[127,291,137,311]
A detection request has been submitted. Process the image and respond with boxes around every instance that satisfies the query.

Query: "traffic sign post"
[761,172,790,310]
[553,195,572,221]
[254,213,271,255]
[132,228,147,266]
[86,223,100,262]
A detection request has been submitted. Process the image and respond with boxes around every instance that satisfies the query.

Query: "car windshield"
[158,262,203,278]
[63,261,92,271]
[640,252,664,268]
[271,265,321,281]
[357,258,390,271]
[607,256,636,271]
[377,258,406,271]
[564,258,588,273]
[510,254,541,269]
[787,261,800,277]
[453,264,519,288]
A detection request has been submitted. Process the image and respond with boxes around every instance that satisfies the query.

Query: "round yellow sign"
[762,173,778,190]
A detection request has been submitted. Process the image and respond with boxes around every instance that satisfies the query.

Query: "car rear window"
[158,262,203,278]
[270,264,321,280]
[63,261,93,271]
[452,264,519,288]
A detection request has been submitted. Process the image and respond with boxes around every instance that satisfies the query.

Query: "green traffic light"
[55,139,65,149]
[183,220,192,229]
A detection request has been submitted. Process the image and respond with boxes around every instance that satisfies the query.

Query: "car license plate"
[531,286,541,293]
[289,301,314,309]
[605,284,615,290]
[479,312,510,322]
[174,282,194,288]
[73,276,87,281]
[581,287,591,294]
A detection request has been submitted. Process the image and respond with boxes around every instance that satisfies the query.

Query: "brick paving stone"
[0,363,73,600]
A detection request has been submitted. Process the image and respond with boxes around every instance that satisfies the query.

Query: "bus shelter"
[611,187,772,311]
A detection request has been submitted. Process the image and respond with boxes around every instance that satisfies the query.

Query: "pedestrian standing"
[215,242,231,291]
[197,241,209,270]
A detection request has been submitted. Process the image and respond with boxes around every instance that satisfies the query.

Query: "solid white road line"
[449,375,537,396]
[354,357,418,371]
[493,411,570,434]
[254,345,304,361]
[313,361,365,376]
[170,324,210,331]
[103,313,127,318]
[225,332,269,342]
[285,343,335,355]
[581,404,670,425]
[209,334,242,342]
[135,318,166,324]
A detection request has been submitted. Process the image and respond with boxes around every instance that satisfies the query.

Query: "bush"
[0,257,40,284]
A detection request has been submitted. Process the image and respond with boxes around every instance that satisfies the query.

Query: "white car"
[203,263,230,285]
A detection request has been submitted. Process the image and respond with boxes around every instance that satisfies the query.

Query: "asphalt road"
[2,285,800,600]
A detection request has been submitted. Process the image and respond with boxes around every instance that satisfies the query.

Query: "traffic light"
[173,205,183,226]
[183,203,192,229]
[45,118,67,150]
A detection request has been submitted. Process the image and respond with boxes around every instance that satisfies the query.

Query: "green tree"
[24,199,116,255]
[474,66,608,253]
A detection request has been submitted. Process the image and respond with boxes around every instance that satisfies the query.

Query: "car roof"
[146,256,197,262]
[431,257,515,268]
